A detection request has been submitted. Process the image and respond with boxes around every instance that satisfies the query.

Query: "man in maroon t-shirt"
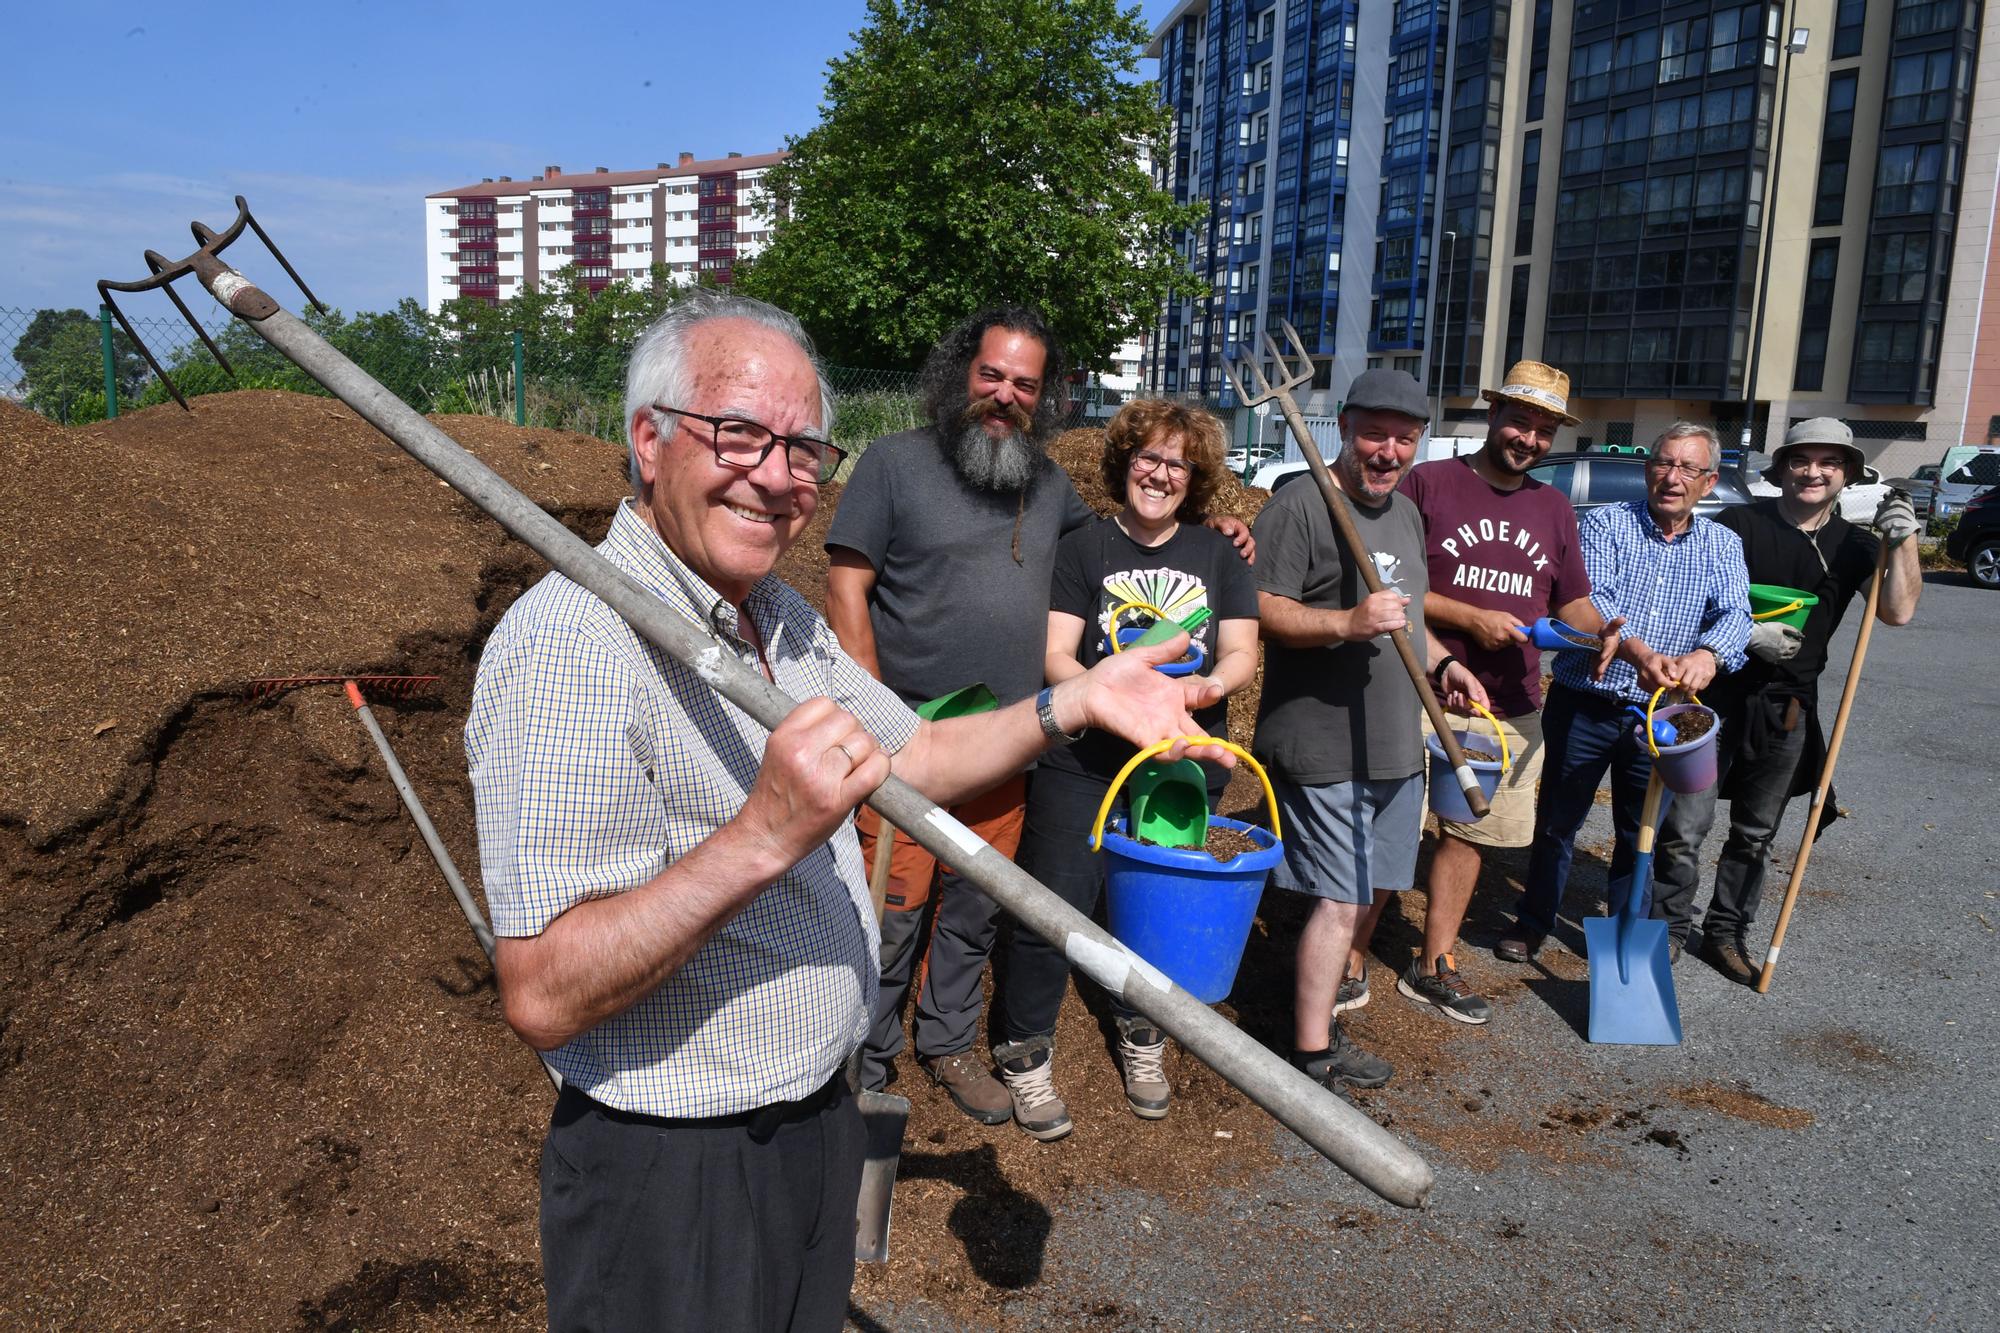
[1390,362,1620,1025]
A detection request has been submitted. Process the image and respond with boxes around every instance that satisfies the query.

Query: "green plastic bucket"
[1747,583,1818,629]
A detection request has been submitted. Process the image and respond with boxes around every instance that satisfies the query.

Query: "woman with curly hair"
[993,398,1261,1139]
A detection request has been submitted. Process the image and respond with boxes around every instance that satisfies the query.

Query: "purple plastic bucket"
[1637,704,1719,794]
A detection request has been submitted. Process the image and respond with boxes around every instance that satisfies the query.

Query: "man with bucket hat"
[1651,417,1921,983]
[1395,361,1620,1024]
[1498,422,1753,967]
[1252,368,1485,1091]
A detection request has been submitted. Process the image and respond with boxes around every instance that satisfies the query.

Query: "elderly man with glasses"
[1497,422,1752,966]
[1651,418,1921,983]
[465,290,1223,1331]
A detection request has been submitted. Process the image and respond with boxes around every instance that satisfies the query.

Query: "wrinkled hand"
[739,697,890,872]
[1467,607,1529,652]
[1748,621,1804,663]
[1067,634,1232,765]
[1630,645,1680,694]
[1591,615,1626,682]
[1439,661,1489,714]
[1206,513,1256,565]
[1347,589,1410,640]
[1874,490,1920,548]
[1664,649,1719,693]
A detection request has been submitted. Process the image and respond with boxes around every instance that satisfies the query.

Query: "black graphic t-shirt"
[1040,517,1259,783]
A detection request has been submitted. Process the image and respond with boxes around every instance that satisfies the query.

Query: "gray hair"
[1651,421,1722,471]
[623,288,837,491]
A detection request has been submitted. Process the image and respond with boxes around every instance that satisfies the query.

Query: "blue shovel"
[1585,768,1683,1045]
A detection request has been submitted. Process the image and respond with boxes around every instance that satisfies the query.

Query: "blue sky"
[3,2,1182,317]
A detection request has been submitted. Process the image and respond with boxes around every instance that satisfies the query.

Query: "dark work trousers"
[539,1077,863,1333]
[1001,762,1230,1044]
[1652,693,1809,945]
[1518,683,1670,939]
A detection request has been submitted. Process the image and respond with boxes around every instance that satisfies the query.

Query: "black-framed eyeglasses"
[655,404,846,484]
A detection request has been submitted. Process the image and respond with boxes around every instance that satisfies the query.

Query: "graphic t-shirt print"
[1096,566,1210,645]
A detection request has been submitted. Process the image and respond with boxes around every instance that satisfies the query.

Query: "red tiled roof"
[428,150,788,199]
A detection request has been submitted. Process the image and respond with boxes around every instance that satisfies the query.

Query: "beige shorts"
[1422,707,1545,849]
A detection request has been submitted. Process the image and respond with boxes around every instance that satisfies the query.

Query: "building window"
[1833,0,1867,56]
[1515,131,1540,256]
[1863,232,1933,303]
[1874,143,1946,217]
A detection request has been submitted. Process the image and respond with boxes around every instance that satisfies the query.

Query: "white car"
[1224,444,1283,477]
[1746,460,1888,524]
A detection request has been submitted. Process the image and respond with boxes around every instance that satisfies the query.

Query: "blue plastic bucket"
[1110,625,1208,677]
[1100,814,1282,1003]
[1424,728,1506,823]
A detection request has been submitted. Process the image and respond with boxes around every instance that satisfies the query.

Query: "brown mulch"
[1667,1082,1814,1131]
[0,396,1594,1330]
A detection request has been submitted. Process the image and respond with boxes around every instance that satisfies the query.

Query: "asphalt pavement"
[854,568,1999,1332]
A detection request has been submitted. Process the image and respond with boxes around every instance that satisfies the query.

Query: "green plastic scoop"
[1127,757,1209,848]
[1129,605,1213,649]
[915,682,999,721]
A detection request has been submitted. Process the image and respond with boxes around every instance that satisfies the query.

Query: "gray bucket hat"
[1765,417,1864,484]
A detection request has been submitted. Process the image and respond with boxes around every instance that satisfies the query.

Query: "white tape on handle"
[924,806,986,862]
[1064,933,1171,999]
[1453,764,1478,791]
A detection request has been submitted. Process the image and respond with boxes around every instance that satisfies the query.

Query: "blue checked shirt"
[1554,501,1752,705]
[465,502,920,1117]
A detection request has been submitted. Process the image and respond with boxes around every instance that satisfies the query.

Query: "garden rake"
[1225,322,1489,818]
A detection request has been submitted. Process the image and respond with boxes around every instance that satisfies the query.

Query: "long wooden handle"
[867,819,896,923]
[1756,542,1889,993]
[1269,392,1490,817]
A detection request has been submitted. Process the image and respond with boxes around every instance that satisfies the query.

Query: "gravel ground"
[854,570,1999,1332]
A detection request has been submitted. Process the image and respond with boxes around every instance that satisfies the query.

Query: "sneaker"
[1494,931,1544,964]
[1333,963,1371,1014]
[1115,1019,1172,1119]
[993,1038,1073,1141]
[1699,933,1757,986]
[919,1050,1013,1125]
[1397,953,1493,1025]
[1294,1024,1393,1090]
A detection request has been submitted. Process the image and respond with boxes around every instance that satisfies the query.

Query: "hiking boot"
[1669,936,1686,966]
[1333,962,1371,1014]
[1115,1018,1171,1120]
[920,1050,1013,1125]
[1494,931,1544,964]
[1700,933,1757,986]
[1294,1024,1392,1091]
[1397,953,1492,1025]
[994,1038,1073,1141]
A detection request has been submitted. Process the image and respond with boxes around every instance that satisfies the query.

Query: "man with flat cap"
[1252,368,1485,1092]
[1652,417,1921,983]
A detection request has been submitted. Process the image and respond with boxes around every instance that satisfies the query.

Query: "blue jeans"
[1518,684,1668,939]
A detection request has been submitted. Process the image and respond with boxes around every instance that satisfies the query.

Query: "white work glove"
[1874,491,1920,547]
[1748,621,1803,663]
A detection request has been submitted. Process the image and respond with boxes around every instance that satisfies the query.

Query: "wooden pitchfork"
[1225,323,1489,818]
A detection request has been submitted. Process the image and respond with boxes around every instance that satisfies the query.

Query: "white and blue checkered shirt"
[1555,500,1752,705]
[465,502,920,1117]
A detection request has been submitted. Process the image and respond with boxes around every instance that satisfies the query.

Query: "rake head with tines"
[244,675,441,704]
[1222,320,1316,409]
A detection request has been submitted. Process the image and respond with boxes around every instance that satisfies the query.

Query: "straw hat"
[1764,417,1864,484]
[1481,361,1580,426]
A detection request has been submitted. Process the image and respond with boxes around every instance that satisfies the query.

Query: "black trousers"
[539,1078,863,1333]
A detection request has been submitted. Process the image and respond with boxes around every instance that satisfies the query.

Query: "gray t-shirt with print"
[826,428,1095,708]
[1251,479,1430,785]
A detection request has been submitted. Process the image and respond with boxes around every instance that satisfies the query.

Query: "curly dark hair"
[1100,399,1227,522]
[918,306,1070,437]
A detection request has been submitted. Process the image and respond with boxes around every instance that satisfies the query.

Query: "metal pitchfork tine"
[97,195,327,410]
[1226,321,1491,819]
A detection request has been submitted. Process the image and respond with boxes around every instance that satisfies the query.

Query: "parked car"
[1747,462,1891,523]
[1944,486,2000,590]
[1886,462,1940,520]
[1224,443,1284,478]
[1522,452,1752,518]
[1934,445,2000,517]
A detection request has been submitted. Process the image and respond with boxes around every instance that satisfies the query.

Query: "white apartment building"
[424,150,785,312]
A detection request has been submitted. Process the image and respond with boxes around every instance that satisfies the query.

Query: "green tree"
[14,309,148,416]
[737,0,1204,372]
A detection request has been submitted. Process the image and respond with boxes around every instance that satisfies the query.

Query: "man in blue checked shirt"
[1496,422,1752,966]
[465,290,1226,1333]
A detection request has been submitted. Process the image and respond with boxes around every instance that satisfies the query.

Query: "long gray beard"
[952,423,1040,492]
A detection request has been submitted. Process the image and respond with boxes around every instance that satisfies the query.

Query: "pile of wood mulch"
[0,395,1597,1331]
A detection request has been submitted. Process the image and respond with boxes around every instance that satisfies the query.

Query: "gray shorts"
[1268,773,1424,906]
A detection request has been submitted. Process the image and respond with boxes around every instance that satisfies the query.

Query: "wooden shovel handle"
[1269,392,1489,817]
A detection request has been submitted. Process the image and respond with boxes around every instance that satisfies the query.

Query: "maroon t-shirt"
[1398,455,1590,716]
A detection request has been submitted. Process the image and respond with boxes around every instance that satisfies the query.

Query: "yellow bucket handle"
[1645,685,1707,758]
[1452,697,1512,774]
[1088,736,1281,851]
[1104,600,1173,654]
[1752,599,1805,622]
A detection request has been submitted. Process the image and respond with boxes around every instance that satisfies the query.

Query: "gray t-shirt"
[826,428,1095,707]
[1251,480,1430,785]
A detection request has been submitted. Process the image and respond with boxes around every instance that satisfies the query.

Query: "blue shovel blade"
[1584,874,1683,1046]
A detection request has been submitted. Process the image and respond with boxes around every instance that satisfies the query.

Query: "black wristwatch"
[1036,685,1084,746]
[1431,654,1461,684]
